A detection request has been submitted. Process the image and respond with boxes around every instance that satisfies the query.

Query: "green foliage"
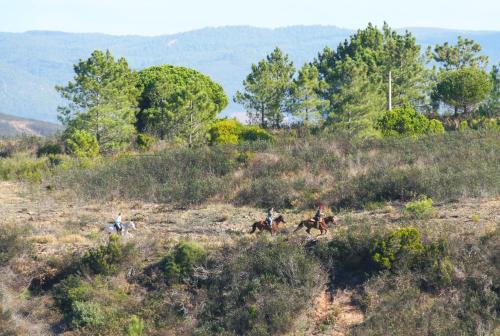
[478,63,500,118]
[127,315,144,336]
[196,239,322,335]
[162,241,206,284]
[0,155,48,182]
[209,119,242,145]
[209,119,273,145]
[434,67,493,116]
[404,196,434,219]
[0,224,30,266]
[427,119,445,134]
[429,36,489,70]
[315,23,429,136]
[71,301,105,328]
[65,129,100,159]
[371,227,424,270]
[239,125,273,142]
[54,275,130,333]
[57,50,139,152]
[36,143,63,157]
[289,63,329,125]
[235,48,295,128]
[81,234,132,275]
[137,65,227,145]
[376,105,442,137]
[136,133,155,151]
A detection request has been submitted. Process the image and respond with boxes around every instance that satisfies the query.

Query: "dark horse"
[293,216,337,235]
[250,215,286,235]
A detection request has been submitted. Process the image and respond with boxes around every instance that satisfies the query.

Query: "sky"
[1,0,500,35]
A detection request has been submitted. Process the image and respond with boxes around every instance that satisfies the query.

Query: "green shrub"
[162,241,206,284]
[428,119,445,134]
[376,105,438,137]
[404,196,434,219]
[37,143,63,157]
[65,129,100,158]
[240,125,273,142]
[136,133,156,151]
[371,227,424,270]
[81,235,133,275]
[196,239,322,335]
[209,119,242,145]
[0,224,30,266]
[471,214,481,222]
[71,301,105,328]
[127,315,144,336]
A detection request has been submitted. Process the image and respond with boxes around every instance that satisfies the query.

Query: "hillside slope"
[1,26,500,122]
[0,113,61,136]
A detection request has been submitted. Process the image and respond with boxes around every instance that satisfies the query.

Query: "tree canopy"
[314,23,429,135]
[137,65,228,145]
[56,50,140,152]
[234,48,294,128]
[434,67,492,116]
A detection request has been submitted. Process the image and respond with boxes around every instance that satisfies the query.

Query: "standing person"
[266,207,274,228]
[114,212,123,232]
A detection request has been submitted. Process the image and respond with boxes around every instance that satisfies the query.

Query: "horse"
[293,216,337,235]
[250,215,286,235]
[102,221,136,237]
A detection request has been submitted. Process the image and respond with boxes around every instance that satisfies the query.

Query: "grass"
[55,130,500,210]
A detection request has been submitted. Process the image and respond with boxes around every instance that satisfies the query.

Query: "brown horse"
[293,216,337,235]
[250,215,286,235]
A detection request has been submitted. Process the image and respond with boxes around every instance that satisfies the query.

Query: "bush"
[404,196,434,219]
[162,241,206,284]
[54,275,131,333]
[209,119,242,145]
[240,125,273,142]
[196,239,323,335]
[376,105,440,137]
[127,315,145,336]
[371,227,424,271]
[37,143,63,157]
[71,301,105,328]
[81,235,134,275]
[0,224,30,266]
[65,129,100,158]
[136,133,156,151]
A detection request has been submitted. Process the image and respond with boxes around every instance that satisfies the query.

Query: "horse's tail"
[250,223,257,234]
[293,222,304,233]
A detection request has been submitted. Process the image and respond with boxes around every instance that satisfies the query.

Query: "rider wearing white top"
[114,213,122,232]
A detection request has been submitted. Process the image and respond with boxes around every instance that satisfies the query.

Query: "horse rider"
[312,203,325,227]
[114,212,123,232]
[266,207,274,228]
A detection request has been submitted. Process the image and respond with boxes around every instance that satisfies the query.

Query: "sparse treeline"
[56,51,230,157]
[236,23,499,135]
[54,23,500,159]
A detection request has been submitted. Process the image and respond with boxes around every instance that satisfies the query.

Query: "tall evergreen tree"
[428,36,489,70]
[56,50,139,152]
[478,64,500,118]
[314,23,429,134]
[235,48,294,128]
[289,64,329,125]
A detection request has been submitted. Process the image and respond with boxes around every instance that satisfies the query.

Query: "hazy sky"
[2,0,500,35]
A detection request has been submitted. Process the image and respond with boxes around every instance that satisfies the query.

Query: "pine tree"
[56,50,139,152]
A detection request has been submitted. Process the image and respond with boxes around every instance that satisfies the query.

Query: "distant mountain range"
[0,113,61,136]
[1,25,500,122]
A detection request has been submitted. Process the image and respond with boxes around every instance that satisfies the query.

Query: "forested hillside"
[1,25,500,121]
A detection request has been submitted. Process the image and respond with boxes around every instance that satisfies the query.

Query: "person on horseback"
[313,203,325,227]
[266,207,274,228]
[114,212,123,232]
